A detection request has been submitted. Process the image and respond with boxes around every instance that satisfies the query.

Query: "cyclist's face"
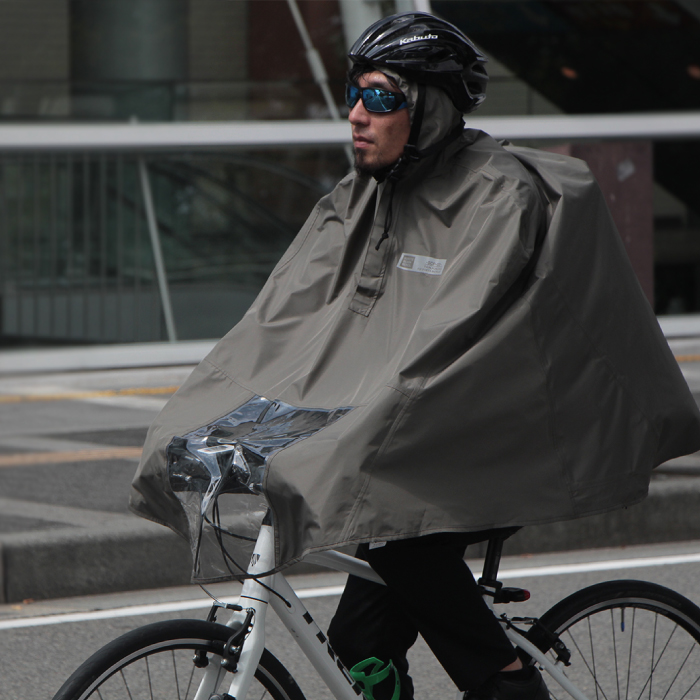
[349,71,411,174]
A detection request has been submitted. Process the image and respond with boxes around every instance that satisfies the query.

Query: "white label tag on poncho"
[397,253,446,276]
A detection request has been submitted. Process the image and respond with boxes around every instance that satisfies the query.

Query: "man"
[326,20,548,700]
[132,11,700,700]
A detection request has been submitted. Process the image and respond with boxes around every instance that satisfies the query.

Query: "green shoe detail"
[349,657,400,700]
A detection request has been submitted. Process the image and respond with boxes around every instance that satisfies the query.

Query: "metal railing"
[2,112,700,345]
[2,112,700,152]
[1,153,163,343]
[0,145,344,344]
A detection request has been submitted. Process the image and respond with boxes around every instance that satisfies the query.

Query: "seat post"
[478,528,531,604]
[480,535,505,585]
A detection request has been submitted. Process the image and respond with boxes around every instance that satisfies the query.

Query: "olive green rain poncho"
[131,73,700,582]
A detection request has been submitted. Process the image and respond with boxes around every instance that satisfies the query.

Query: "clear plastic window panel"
[167,395,352,581]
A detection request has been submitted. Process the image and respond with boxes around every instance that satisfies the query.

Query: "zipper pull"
[375,231,389,250]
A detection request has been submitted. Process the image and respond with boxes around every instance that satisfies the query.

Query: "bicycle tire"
[526,579,700,700]
[52,618,307,700]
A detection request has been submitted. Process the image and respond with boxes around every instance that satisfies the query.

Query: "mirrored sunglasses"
[345,84,408,114]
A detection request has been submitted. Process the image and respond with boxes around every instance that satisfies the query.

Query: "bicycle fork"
[195,524,362,700]
[193,526,275,700]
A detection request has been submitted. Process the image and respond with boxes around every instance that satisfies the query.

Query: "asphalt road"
[2,541,700,700]
[0,366,190,531]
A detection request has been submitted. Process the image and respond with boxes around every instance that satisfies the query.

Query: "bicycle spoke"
[678,668,700,700]
[650,612,658,700]
[184,654,197,700]
[120,667,133,700]
[633,620,679,700]
[611,609,621,700]
[660,644,696,700]
[588,617,600,700]
[172,649,181,700]
[565,627,612,700]
[145,655,154,700]
[625,608,636,700]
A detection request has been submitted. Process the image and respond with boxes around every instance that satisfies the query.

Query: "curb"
[0,340,216,375]
[0,521,191,603]
[0,519,324,604]
[2,478,700,604]
[469,477,700,558]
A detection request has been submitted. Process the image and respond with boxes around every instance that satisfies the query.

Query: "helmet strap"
[376,83,426,186]
[386,84,465,183]
[406,82,426,155]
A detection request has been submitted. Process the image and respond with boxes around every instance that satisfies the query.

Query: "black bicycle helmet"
[348,12,488,114]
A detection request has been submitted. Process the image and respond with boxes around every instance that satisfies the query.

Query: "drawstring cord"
[373,83,426,251]
[373,121,464,251]
[375,179,397,250]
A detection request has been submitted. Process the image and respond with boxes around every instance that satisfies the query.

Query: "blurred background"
[1,0,700,345]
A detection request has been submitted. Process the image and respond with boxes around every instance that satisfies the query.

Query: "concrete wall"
[0,1,69,80]
[0,0,69,118]
[186,0,249,120]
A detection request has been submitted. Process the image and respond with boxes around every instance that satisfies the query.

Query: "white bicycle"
[53,524,700,700]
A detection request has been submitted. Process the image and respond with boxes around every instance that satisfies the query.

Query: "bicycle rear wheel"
[527,580,700,700]
[52,618,306,700]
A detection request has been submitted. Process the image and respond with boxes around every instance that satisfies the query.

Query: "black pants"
[327,533,518,699]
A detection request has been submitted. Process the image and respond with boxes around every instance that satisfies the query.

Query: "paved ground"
[3,541,700,700]
[1,338,700,604]
[0,362,197,602]
[0,365,185,517]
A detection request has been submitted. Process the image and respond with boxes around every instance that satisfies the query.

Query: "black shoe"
[464,666,550,700]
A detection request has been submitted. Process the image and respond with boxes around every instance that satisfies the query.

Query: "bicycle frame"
[197,524,592,700]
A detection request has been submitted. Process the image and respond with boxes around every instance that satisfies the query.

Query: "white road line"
[498,552,700,579]
[2,552,699,631]
[0,586,346,630]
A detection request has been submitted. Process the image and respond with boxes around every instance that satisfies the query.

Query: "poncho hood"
[378,67,464,152]
[131,110,700,582]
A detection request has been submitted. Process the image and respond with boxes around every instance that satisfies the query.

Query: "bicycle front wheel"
[527,580,700,700]
[52,618,306,700]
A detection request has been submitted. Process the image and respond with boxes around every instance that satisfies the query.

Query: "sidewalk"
[0,340,216,375]
[1,337,700,604]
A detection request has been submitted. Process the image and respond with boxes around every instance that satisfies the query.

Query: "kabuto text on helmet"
[348,12,488,114]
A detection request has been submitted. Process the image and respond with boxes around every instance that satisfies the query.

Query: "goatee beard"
[354,150,395,179]
[353,150,376,176]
